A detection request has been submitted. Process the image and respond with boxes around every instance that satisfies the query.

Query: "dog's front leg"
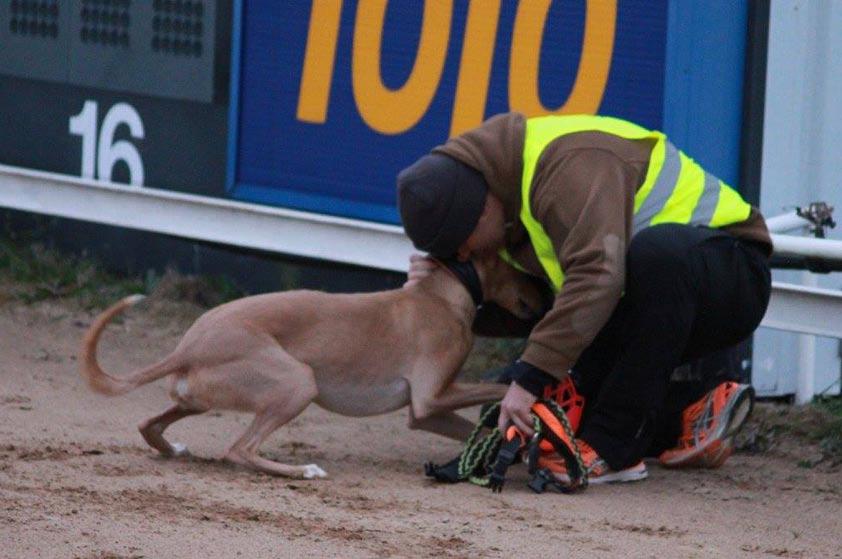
[407,408,476,441]
[409,381,508,424]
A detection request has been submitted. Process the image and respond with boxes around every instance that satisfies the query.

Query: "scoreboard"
[0,1,750,269]
[0,0,230,195]
[0,0,217,101]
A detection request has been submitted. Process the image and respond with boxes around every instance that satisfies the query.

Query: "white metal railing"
[0,164,415,272]
[763,206,842,403]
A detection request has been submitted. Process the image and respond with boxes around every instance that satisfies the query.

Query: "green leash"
[426,399,587,492]
[456,402,503,487]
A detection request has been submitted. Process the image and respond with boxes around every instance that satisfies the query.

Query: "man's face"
[456,194,506,261]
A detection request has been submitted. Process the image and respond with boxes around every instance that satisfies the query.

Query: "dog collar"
[437,258,483,307]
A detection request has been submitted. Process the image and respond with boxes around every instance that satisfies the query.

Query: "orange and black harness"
[425,394,589,494]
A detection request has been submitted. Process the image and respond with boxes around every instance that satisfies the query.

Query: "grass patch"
[0,238,145,307]
[740,397,842,467]
[0,236,242,309]
[461,337,526,381]
[812,397,842,461]
[144,267,243,309]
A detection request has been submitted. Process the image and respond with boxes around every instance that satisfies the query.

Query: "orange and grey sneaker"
[538,438,648,485]
[659,381,755,469]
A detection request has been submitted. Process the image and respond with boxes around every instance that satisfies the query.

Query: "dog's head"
[472,252,551,322]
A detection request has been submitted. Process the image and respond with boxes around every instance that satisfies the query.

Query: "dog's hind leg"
[139,405,204,457]
[224,397,326,479]
[220,352,325,479]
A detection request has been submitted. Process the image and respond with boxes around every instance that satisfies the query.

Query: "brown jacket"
[433,112,772,378]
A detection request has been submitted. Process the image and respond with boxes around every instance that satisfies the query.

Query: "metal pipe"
[766,211,811,234]
[771,234,842,262]
[769,255,842,272]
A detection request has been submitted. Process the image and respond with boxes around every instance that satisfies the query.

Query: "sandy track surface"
[1,297,841,559]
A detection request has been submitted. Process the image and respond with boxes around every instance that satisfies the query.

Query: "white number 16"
[69,100,145,186]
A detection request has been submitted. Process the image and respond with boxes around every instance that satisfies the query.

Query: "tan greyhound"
[79,254,545,479]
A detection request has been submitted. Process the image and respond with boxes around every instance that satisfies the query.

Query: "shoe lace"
[676,395,714,449]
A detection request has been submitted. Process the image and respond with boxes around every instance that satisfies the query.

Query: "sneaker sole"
[702,439,734,468]
[660,385,754,468]
[551,462,649,485]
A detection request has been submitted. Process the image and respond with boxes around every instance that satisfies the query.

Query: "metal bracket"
[796,202,836,238]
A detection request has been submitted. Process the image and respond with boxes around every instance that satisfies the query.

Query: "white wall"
[754,0,842,397]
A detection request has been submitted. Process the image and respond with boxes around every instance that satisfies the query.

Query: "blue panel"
[226,0,244,192]
[662,0,748,186]
[599,0,668,128]
[230,0,728,224]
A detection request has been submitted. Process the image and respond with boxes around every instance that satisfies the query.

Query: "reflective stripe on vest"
[509,115,752,293]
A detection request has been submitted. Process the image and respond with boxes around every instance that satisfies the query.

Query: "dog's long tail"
[79,295,184,396]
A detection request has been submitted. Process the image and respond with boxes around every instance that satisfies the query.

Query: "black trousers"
[572,224,771,470]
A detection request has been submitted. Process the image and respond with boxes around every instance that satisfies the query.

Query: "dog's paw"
[170,442,190,458]
[302,464,328,479]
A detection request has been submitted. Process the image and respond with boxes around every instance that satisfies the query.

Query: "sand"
[1,296,840,559]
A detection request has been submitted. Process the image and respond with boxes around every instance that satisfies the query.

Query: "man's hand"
[494,360,556,436]
[404,254,438,287]
[498,381,538,437]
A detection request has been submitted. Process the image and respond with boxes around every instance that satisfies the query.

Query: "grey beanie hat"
[397,153,488,257]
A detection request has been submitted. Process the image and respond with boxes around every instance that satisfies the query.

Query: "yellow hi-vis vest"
[502,115,752,294]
